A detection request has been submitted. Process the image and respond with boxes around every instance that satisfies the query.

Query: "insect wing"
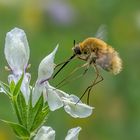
[95,24,107,41]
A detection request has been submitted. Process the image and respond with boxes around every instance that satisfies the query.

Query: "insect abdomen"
[96,49,122,75]
[110,52,122,75]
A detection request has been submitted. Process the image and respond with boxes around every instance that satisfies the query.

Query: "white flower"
[65,127,81,140]
[32,45,59,106]
[34,126,55,140]
[34,126,81,140]
[4,27,30,75]
[4,27,31,104]
[33,45,94,118]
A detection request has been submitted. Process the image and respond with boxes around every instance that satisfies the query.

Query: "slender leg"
[55,63,89,89]
[86,63,103,104]
[86,74,103,104]
[78,63,103,104]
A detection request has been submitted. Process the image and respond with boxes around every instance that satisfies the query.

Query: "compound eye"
[73,47,81,55]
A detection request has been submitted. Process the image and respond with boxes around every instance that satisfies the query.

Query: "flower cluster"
[0,28,94,140]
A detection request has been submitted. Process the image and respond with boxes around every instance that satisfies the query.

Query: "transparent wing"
[95,24,107,41]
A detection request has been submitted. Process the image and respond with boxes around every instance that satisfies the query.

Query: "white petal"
[32,81,46,107]
[65,127,82,140]
[47,87,63,111]
[32,81,64,110]
[20,73,31,104]
[46,83,72,111]
[47,83,69,98]
[63,95,94,118]
[32,80,63,110]
[38,45,58,82]
[34,126,55,140]
[4,28,30,75]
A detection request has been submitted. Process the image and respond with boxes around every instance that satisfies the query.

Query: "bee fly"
[53,30,122,104]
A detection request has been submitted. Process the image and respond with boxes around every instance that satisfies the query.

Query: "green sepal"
[1,120,30,139]
[9,80,16,94]
[13,74,24,96]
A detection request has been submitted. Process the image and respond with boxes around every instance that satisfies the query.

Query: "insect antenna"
[73,40,76,46]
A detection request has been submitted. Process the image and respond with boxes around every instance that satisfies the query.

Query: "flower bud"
[34,126,55,140]
[65,127,82,140]
[4,27,30,75]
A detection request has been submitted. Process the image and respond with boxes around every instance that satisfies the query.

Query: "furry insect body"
[73,37,122,74]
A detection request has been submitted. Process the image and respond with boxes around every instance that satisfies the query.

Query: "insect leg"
[78,63,103,104]
[54,60,69,70]
[86,64,103,104]
[55,63,89,89]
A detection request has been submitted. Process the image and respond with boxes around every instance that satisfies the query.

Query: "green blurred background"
[0,0,140,140]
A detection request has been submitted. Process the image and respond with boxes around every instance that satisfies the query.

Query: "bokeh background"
[0,0,140,140]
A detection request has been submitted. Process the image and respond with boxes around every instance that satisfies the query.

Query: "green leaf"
[12,97,23,125]
[13,74,24,96]
[27,94,44,131]
[0,81,11,96]
[30,107,50,132]
[1,120,30,139]
[17,91,28,127]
